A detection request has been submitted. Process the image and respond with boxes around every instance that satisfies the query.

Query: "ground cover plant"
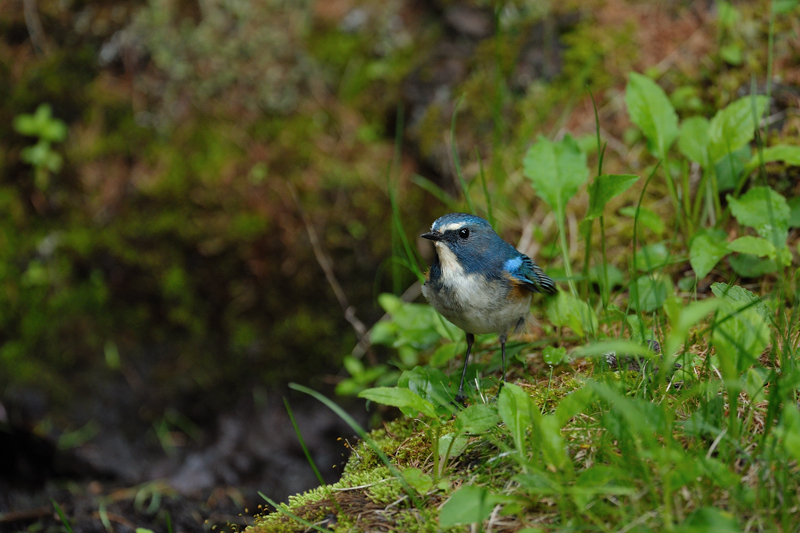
[250,2,800,531]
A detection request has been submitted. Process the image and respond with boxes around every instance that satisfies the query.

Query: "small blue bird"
[421,213,557,403]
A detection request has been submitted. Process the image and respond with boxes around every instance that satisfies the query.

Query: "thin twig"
[288,184,371,359]
[23,0,51,56]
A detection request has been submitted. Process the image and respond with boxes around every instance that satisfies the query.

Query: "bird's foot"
[453,393,469,407]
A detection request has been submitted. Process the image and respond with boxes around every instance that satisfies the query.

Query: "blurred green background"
[2,0,798,443]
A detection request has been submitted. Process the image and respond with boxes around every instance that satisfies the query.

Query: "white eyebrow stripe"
[437,222,464,232]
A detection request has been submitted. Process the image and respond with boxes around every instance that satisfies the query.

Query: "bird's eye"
[458,227,469,239]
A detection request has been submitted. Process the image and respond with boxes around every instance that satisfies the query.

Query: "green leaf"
[523,135,589,218]
[438,432,469,460]
[710,283,772,325]
[715,146,751,191]
[619,206,665,235]
[514,470,562,495]
[377,293,404,314]
[586,174,639,220]
[13,104,68,142]
[358,387,437,418]
[398,366,454,410]
[439,486,497,526]
[588,263,624,289]
[401,467,433,494]
[542,346,567,365]
[788,196,800,228]
[571,466,636,510]
[744,144,800,175]
[553,386,593,427]
[678,116,711,167]
[708,95,769,164]
[681,506,740,532]
[664,298,720,363]
[456,403,501,434]
[689,229,730,279]
[625,72,679,159]
[728,253,778,278]
[720,43,743,65]
[777,404,800,463]
[635,242,669,272]
[727,236,776,259]
[727,186,790,248]
[545,290,598,337]
[630,275,673,313]
[711,284,770,375]
[430,342,460,367]
[744,368,766,404]
[538,415,570,471]
[497,382,534,455]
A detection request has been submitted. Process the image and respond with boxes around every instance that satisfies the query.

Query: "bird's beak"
[421,231,443,242]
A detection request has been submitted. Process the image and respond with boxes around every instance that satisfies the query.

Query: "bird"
[420,213,557,404]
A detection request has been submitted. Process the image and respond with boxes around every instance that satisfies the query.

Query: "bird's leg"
[494,333,508,400]
[455,333,474,405]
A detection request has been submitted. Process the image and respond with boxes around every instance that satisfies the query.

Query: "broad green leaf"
[788,196,800,228]
[545,290,598,337]
[708,95,769,164]
[13,104,68,142]
[523,135,589,218]
[514,470,562,495]
[727,186,790,248]
[398,366,454,410]
[729,253,778,278]
[401,467,433,494]
[378,293,404,314]
[590,381,661,437]
[553,386,593,427]
[358,387,437,418]
[630,275,673,313]
[678,116,711,167]
[689,229,730,279]
[497,382,534,455]
[438,432,469,460]
[342,355,364,376]
[710,283,772,324]
[777,404,800,464]
[586,174,639,220]
[571,466,636,510]
[430,342,460,366]
[619,206,665,235]
[456,403,501,434]
[635,242,670,272]
[715,145,750,191]
[589,263,624,289]
[625,72,679,159]
[727,236,776,259]
[744,144,800,175]
[682,506,740,532]
[745,368,766,404]
[711,285,770,375]
[542,346,567,365]
[439,486,497,526]
[538,415,570,471]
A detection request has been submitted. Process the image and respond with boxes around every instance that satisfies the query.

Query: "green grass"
[250,2,800,531]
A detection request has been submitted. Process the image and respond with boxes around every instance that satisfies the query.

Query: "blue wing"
[503,253,557,295]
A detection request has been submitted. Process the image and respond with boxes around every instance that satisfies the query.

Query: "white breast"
[423,242,531,335]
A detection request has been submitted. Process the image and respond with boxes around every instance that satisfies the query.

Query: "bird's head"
[421,213,504,272]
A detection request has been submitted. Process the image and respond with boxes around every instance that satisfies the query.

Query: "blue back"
[427,213,556,294]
